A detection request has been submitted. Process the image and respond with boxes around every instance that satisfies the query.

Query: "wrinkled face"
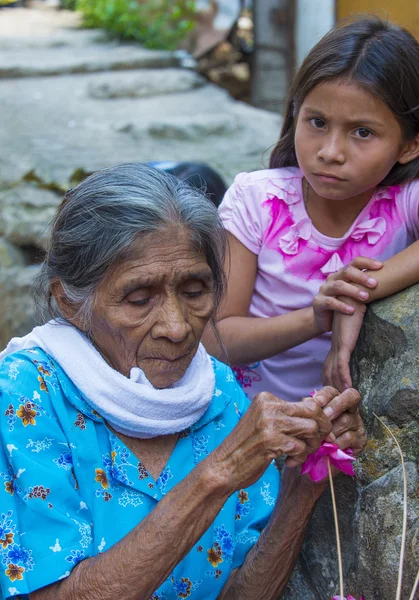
[294,80,409,202]
[88,227,215,388]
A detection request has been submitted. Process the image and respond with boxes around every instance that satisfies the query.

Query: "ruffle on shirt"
[265,172,314,257]
[264,174,401,278]
[279,217,312,255]
[319,216,387,275]
[350,216,387,245]
[265,171,302,205]
[320,252,345,275]
[375,185,401,203]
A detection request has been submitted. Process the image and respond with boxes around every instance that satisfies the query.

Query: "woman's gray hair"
[33,163,227,330]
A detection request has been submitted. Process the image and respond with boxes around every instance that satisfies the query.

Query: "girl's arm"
[203,233,381,366]
[323,240,419,390]
[345,239,419,303]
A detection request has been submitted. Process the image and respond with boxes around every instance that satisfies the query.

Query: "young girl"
[204,16,419,402]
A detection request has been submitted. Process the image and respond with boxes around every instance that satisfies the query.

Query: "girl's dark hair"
[158,161,227,208]
[270,16,419,186]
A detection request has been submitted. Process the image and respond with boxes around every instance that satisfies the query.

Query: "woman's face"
[88,227,215,388]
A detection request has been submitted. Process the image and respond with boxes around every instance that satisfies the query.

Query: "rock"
[282,558,321,600]
[354,462,418,599]
[87,69,205,99]
[281,284,419,600]
[0,184,62,208]
[0,238,25,268]
[0,185,61,249]
[0,266,41,348]
[118,114,238,141]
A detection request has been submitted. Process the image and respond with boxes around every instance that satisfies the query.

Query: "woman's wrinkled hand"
[313,386,366,456]
[286,386,366,471]
[322,298,367,391]
[211,393,333,492]
[312,256,381,332]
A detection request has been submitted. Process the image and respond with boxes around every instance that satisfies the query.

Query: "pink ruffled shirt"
[219,167,419,402]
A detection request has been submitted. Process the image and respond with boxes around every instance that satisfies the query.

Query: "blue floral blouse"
[0,348,280,599]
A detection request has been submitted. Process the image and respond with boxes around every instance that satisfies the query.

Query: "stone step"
[0,45,190,78]
[86,69,205,100]
[0,69,281,187]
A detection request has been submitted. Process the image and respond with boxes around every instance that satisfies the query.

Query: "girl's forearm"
[208,308,322,366]
[219,467,327,600]
[30,460,232,600]
[363,241,419,302]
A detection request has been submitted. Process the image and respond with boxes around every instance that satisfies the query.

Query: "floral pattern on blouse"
[232,363,261,389]
[0,349,280,599]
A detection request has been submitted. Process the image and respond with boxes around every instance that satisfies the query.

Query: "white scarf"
[0,321,215,439]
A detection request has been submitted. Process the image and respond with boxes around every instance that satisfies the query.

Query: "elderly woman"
[0,164,365,600]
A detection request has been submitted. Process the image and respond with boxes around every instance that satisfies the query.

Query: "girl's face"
[294,80,413,202]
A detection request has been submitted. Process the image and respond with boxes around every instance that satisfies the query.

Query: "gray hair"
[33,163,227,330]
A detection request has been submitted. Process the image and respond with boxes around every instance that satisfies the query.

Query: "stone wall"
[282,284,419,600]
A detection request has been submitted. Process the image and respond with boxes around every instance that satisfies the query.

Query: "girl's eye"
[354,127,372,139]
[309,117,326,129]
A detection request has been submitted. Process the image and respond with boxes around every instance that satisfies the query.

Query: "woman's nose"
[317,133,345,164]
[152,296,191,342]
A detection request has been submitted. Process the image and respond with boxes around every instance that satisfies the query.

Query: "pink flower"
[301,442,356,482]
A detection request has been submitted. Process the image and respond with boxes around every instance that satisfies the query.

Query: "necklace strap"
[304,178,309,206]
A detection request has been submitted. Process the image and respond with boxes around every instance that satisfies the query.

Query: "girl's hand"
[322,298,366,391]
[312,256,382,332]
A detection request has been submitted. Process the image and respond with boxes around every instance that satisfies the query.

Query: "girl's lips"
[313,173,346,182]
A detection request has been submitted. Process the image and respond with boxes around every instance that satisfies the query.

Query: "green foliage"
[75,0,197,50]
[61,0,77,9]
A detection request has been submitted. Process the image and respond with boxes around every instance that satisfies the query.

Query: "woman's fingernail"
[346,306,355,314]
[324,406,333,418]
[374,260,382,266]
[359,291,369,300]
[367,277,376,286]
[315,395,326,406]
[344,383,349,389]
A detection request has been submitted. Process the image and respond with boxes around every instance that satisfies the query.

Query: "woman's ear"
[398,133,419,165]
[50,279,85,330]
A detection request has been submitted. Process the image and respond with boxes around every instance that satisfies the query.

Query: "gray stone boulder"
[0,238,25,269]
[0,266,41,347]
[281,284,419,600]
[0,184,61,250]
